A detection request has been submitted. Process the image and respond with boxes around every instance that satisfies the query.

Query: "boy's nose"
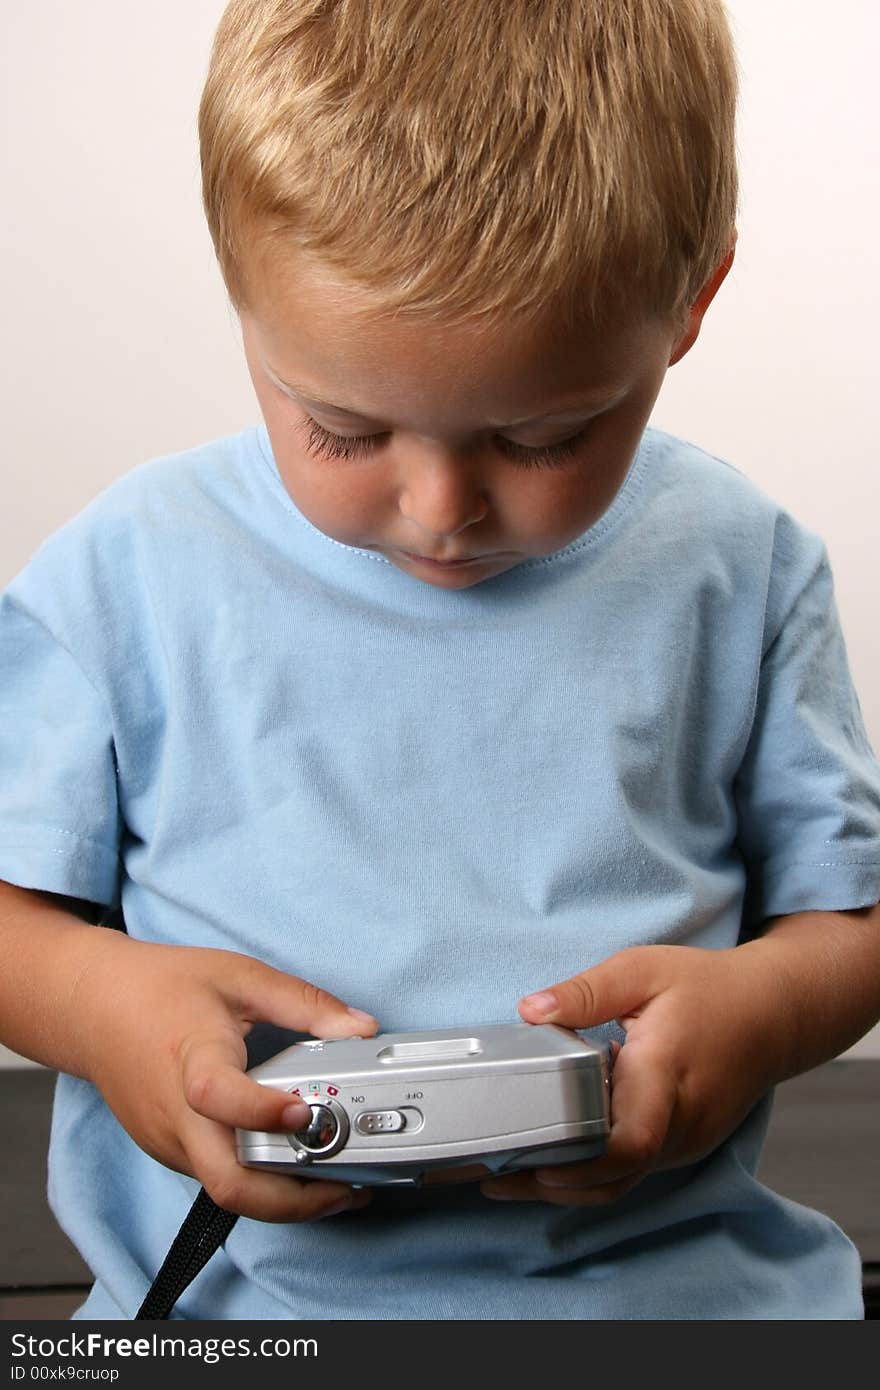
[397,444,489,538]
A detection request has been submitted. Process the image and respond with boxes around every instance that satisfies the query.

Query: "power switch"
[355,1110,406,1136]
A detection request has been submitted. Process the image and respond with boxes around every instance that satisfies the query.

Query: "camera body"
[236,1022,611,1186]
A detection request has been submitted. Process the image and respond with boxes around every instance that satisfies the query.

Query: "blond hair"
[199,0,738,329]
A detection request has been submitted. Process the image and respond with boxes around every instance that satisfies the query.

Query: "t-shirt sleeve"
[734,527,880,927]
[0,581,122,908]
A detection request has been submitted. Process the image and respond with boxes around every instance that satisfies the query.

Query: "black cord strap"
[135,1188,238,1320]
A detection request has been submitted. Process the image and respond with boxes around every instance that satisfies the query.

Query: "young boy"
[1,0,879,1321]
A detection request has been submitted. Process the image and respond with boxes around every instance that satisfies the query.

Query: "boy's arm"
[480,901,880,1205]
[742,904,880,1076]
[0,878,379,1222]
[0,880,122,1075]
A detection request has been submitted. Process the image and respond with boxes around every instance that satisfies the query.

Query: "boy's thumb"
[518,948,657,1030]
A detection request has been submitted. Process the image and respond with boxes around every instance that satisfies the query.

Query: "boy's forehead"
[261,360,629,428]
[242,257,672,425]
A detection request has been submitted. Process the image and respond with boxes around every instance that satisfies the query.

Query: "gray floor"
[2,1060,877,1320]
[0,1291,84,1320]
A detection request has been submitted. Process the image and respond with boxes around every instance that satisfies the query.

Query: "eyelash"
[294,417,586,469]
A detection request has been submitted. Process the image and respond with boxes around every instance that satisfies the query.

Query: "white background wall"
[2,1,878,1063]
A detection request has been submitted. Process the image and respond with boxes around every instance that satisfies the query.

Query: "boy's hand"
[74,935,379,1223]
[481,943,788,1206]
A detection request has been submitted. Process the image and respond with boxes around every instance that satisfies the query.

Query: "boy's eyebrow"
[263,361,626,425]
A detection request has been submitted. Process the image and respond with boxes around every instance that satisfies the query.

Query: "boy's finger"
[181,1036,312,1132]
[527,1037,676,1189]
[531,1043,672,1188]
[184,1113,371,1223]
[518,946,666,1029]
[227,955,379,1039]
[482,1170,643,1207]
[483,1041,677,1203]
[589,1035,677,1175]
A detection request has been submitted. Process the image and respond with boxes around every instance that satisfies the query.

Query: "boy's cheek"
[271,458,376,545]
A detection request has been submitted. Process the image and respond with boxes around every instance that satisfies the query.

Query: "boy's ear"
[668,232,737,366]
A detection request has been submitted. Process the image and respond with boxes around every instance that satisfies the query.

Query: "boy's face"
[240,256,724,589]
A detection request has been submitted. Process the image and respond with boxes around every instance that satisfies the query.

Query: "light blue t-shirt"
[1,424,878,1320]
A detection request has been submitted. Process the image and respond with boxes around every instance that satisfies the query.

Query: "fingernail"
[535,1172,576,1188]
[320,1193,370,1219]
[521,991,558,1017]
[319,1198,353,1219]
[281,1102,309,1129]
[346,1007,378,1026]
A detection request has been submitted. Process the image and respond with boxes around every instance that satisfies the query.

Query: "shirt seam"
[756,856,880,879]
[0,825,120,856]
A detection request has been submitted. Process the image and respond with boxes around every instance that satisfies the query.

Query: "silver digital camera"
[236,1022,611,1186]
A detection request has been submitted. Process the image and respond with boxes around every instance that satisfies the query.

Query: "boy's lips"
[398,549,495,568]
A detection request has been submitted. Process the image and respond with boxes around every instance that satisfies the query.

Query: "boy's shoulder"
[636,428,832,651]
[4,428,262,648]
[643,425,827,573]
[13,428,260,574]
[646,425,786,519]
[69,427,259,535]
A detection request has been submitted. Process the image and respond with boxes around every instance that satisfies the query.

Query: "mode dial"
[285,1094,349,1161]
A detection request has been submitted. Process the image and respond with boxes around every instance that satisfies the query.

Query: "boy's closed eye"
[295,414,592,470]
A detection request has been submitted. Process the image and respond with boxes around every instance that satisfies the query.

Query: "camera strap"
[97,914,295,1321]
[135,1188,237,1320]
[133,1023,309,1317]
